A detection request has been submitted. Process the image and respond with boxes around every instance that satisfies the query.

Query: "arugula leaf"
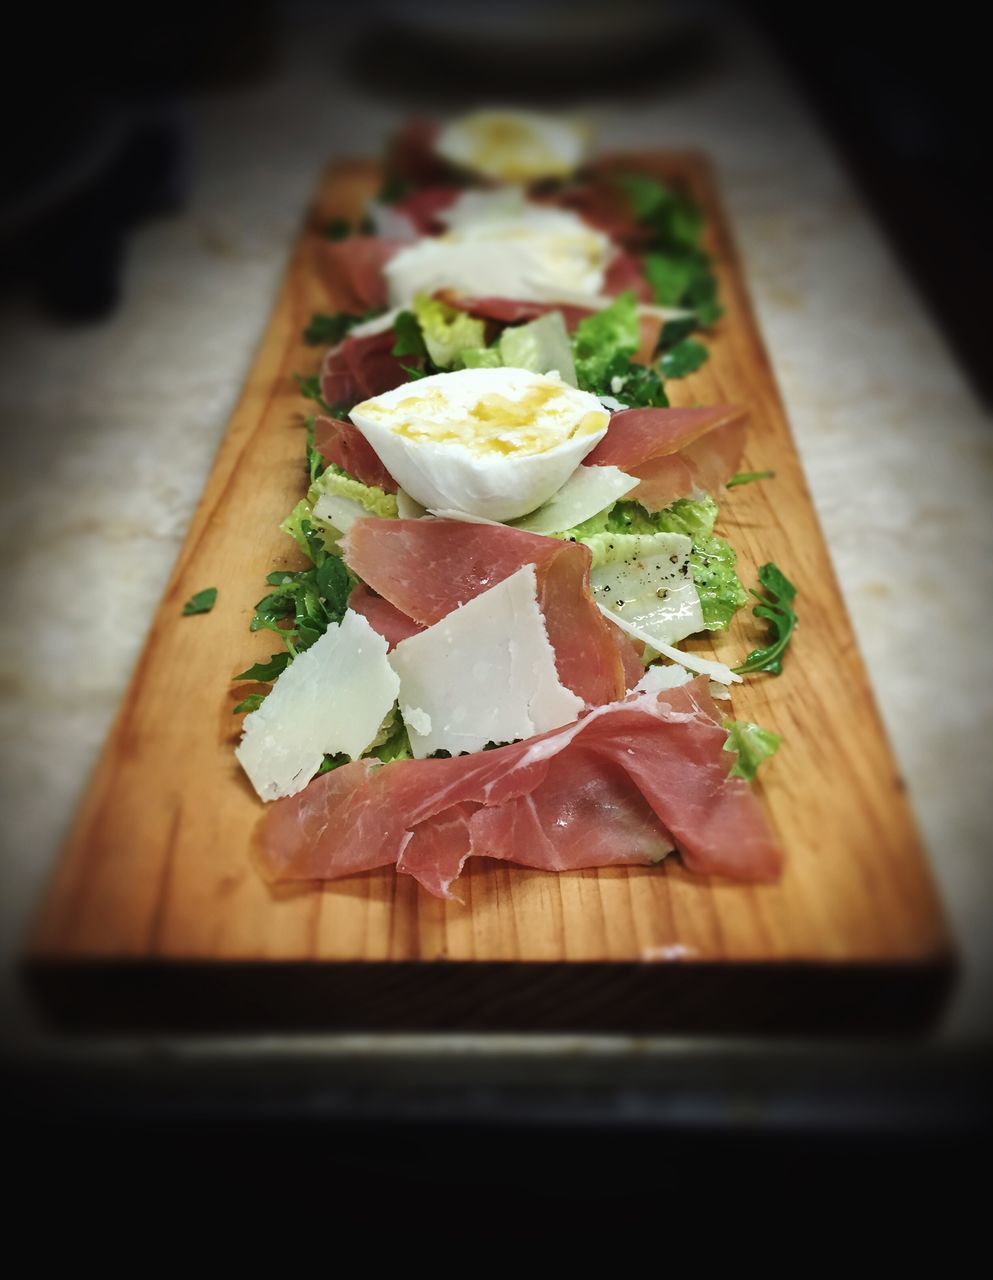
[294,372,333,415]
[303,310,376,347]
[304,415,324,485]
[378,175,409,205]
[391,310,430,359]
[610,363,669,408]
[734,562,798,675]
[660,338,708,379]
[323,217,352,241]
[723,719,782,781]
[727,469,775,488]
[181,587,217,616]
[232,693,266,716]
[658,316,697,350]
[234,652,291,682]
[614,173,722,327]
[317,753,350,775]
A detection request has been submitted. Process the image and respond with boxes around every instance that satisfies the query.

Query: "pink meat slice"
[320,330,416,410]
[312,416,398,492]
[586,405,747,512]
[258,679,781,894]
[393,185,462,234]
[312,236,401,314]
[341,517,632,708]
[347,584,425,650]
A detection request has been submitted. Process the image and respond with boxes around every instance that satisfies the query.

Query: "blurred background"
[1,0,991,1203]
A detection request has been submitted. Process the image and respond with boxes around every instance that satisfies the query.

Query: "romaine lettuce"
[411,294,487,369]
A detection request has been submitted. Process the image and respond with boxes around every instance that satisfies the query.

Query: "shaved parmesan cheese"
[312,491,368,534]
[426,508,504,526]
[389,564,583,759]
[599,604,741,685]
[396,489,428,520]
[235,610,400,801]
[589,531,703,646]
[513,464,637,534]
[635,664,694,694]
[348,306,404,339]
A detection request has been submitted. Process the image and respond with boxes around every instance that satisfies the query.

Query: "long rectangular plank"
[24,154,954,1032]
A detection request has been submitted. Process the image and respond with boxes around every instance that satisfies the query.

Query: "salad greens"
[723,719,782,781]
[412,294,487,368]
[563,496,746,632]
[614,173,723,327]
[303,309,379,347]
[570,293,669,406]
[727,469,775,488]
[734,562,798,675]
[181,586,217,616]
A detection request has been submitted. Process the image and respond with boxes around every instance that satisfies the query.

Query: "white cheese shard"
[512,465,638,534]
[396,489,429,520]
[235,610,400,802]
[634,664,694,694]
[388,564,583,759]
[599,604,741,685]
[312,491,368,534]
[589,531,703,647]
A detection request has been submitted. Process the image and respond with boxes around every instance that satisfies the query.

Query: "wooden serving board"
[25,154,954,1033]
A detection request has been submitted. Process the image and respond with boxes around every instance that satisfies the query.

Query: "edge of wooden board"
[22,151,956,1034]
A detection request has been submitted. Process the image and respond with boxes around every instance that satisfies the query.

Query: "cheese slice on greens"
[236,609,400,801]
[512,465,637,534]
[587,530,703,646]
[388,564,583,760]
[599,604,741,685]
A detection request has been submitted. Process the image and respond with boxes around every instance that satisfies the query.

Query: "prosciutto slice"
[259,678,781,895]
[347,584,424,650]
[586,405,747,512]
[341,517,638,707]
[393,185,462,234]
[440,292,661,363]
[313,416,398,493]
[312,236,400,314]
[320,329,416,410]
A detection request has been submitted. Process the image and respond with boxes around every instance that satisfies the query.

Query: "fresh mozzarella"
[434,110,588,183]
[599,605,741,685]
[350,367,609,521]
[388,564,583,760]
[512,465,638,534]
[589,531,704,647]
[235,610,400,801]
[384,191,613,308]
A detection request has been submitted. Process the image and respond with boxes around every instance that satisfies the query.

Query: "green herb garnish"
[734,562,798,675]
[727,470,775,488]
[723,719,782,781]
[181,587,217,616]
[660,337,708,379]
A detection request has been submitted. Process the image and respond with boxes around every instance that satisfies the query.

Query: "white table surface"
[2,15,990,1057]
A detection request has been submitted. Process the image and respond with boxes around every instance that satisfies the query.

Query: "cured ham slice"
[586,405,747,512]
[341,517,635,707]
[320,330,417,410]
[603,249,653,303]
[439,292,660,363]
[313,416,398,493]
[393,185,462,234]
[259,677,781,895]
[312,237,400,314]
[347,584,425,650]
[386,119,451,186]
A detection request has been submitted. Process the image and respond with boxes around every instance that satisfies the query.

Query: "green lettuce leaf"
[461,347,502,368]
[311,467,398,520]
[571,291,640,391]
[723,719,782,781]
[412,294,487,369]
[498,311,577,384]
[564,496,746,632]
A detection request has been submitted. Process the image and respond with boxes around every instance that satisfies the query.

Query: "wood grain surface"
[24,154,955,1033]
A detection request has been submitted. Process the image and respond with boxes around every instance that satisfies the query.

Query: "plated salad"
[228,110,796,898]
